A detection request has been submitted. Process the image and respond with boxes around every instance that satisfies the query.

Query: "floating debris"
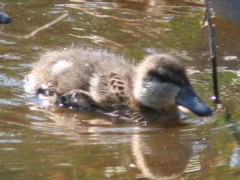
[0,11,11,24]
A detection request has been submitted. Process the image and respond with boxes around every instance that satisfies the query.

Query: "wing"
[108,73,146,122]
[108,73,129,101]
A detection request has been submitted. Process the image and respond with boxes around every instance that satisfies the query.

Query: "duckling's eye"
[148,71,185,86]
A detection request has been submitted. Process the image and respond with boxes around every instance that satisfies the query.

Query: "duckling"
[24,47,213,123]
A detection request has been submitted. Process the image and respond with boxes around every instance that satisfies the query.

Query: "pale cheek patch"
[134,81,180,108]
[52,60,72,75]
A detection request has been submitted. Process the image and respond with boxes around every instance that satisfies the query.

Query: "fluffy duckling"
[24,47,213,123]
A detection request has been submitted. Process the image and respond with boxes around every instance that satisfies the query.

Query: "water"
[0,0,240,179]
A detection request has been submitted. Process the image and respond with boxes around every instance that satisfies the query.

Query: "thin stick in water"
[204,0,221,104]
[0,12,68,39]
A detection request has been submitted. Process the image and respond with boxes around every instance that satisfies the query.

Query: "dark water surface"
[0,0,240,179]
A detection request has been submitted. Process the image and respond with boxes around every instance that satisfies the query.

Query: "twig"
[0,12,68,39]
[204,0,221,104]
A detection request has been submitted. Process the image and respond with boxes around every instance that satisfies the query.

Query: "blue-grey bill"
[176,86,213,116]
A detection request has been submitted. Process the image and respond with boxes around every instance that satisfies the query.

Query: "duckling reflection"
[24,47,212,125]
[29,108,209,179]
[27,103,116,136]
[131,128,209,179]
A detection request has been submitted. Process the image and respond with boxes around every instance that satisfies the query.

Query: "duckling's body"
[24,47,212,124]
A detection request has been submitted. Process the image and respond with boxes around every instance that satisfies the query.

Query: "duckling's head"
[133,54,213,116]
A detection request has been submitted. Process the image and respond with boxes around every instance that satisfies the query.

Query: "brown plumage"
[24,47,213,124]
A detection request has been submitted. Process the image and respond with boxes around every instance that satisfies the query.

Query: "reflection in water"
[131,129,207,179]
[211,0,240,25]
[69,34,124,49]
[69,0,167,14]
[230,147,240,167]
[64,0,202,50]
[29,104,154,138]
[29,105,209,179]
[0,0,240,179]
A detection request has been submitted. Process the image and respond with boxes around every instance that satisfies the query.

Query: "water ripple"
[0,54,22,60]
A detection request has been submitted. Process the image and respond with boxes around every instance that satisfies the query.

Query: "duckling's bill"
[176,86,213,116]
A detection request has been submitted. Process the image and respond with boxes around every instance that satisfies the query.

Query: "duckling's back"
[24,47,134,96]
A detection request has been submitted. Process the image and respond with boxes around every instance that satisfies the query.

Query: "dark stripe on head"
[148,69,190,87]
